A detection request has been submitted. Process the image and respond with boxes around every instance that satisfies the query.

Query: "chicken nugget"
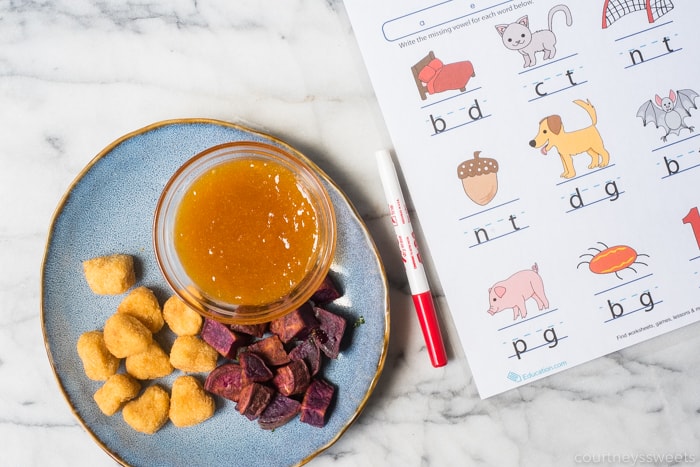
[169,376,215,427]
[76,331,120,381]
[93,373,141,416]
[117,286,164,333]
[82,254,135,295]
[103,313,152,358]
[170,335,218,373]
[122,385,170,434]
[125,341,173,380]
[162,295,202,336]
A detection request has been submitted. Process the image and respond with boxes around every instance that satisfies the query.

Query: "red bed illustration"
[411,51,475,100]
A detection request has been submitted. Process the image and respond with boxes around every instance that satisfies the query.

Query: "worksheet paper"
[344,0,700,398]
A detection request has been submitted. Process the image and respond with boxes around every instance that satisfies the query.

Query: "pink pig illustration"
[487,263,549,320]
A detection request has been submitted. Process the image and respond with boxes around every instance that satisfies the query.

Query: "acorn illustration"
[457,151,499,206]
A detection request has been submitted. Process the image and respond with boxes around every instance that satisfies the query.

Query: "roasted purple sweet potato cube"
[236,382,274,421]
[310,275,341,305]
[200,318,249,359]
[246,335,290,366]
[204,363,244,402]
[269,302,319,344]
[300,378,335,428]
[239,351,273,384]
[289,337,322,376]
[230,322,268,338]
[258,393,301,430]
[313,306,346,359]
[273,359,310,396]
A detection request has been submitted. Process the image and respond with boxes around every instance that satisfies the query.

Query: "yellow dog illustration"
[529,99,610,178]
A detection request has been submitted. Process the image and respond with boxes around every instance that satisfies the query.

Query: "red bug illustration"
[577,242,649,280]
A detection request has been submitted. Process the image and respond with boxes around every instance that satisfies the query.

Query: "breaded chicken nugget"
[170,335,218,373]
[93,373,141,416]
[103,313,152,358]
[122,385,170,434]
[117,286,164,333]
[169,376,215,427]
[76,331,120,381]
[162,295,203,336]
[125,341,173,380]
[82,254,135,295]
[125,341,173,379]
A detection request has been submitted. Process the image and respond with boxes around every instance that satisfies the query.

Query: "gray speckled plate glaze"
[41,119,389,467]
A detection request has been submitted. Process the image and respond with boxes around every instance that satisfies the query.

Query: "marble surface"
[2,1,700,466]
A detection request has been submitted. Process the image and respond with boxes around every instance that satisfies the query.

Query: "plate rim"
[40,117,390,467]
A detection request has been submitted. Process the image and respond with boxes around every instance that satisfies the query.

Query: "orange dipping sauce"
[173,157,319,306]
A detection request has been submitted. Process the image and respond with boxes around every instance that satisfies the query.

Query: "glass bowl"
[154,141,336,324]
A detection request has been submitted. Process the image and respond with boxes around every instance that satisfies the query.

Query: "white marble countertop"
[2,1,700,466]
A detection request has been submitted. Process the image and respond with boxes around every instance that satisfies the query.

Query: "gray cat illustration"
[495,4,572,68]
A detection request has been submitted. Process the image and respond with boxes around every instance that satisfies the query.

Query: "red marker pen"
[376,149,447,367]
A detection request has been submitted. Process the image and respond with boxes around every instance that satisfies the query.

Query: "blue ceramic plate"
[41,119,389,467]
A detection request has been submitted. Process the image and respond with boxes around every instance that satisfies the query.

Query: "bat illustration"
[637,89,699,142]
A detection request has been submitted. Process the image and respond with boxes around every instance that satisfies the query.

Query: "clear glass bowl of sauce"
[154,141,336,324]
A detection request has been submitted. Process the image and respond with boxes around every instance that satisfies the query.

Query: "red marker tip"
[412,291,447,367]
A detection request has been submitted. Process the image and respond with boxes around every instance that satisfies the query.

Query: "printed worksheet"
[344,0,700,397]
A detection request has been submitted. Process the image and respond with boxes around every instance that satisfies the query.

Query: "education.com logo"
[507,360,568,383]
[506,371,522,382]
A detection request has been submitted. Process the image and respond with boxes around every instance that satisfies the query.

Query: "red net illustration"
[602,0,674,28]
